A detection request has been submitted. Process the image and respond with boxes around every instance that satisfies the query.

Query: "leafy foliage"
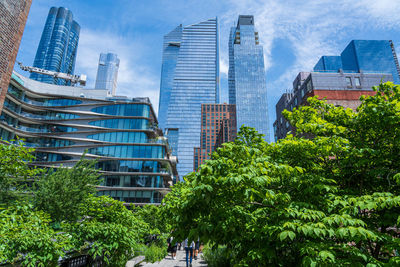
[143,243,168,263]
[0,142,166,266]
[0,204,71,266]
[34,158,101,222]
[65,194,149,266]
[134,204,171,235]
[0,140,41,204]
[163,82,400,266]
[201,244,231,267]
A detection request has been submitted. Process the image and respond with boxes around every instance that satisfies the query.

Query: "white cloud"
[75,29,160,113]
[220,58,229,77]
[222,0,400,87]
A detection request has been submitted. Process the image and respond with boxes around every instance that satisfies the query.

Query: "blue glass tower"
[314,56,342,72]
[158,18,219,179]
[95,53,120,96]
[31,7,80,85]
[228,15,269,141]
[158,25,182,131]
[314,40,400,84]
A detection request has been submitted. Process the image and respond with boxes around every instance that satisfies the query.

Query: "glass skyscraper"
[314,40,400,84]
[31,7,80,85]
[158,18,219,179]
[95,53,120,96]
[228,15,269,141]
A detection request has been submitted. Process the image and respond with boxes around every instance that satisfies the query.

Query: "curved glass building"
[0,72,177,205]
[31,7,80,85]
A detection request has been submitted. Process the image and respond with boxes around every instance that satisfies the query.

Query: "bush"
[202,244,231,267]
[144,244,167,263]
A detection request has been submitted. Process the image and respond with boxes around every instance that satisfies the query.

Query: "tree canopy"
[162,82,400,266]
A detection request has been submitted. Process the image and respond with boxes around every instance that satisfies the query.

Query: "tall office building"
[158,25,182,131]
[31,7,80,85]
[314,40,400,84]
[158,18,219,179]
[194,103,236,171]
[0,0,32,114]
[95,53,120,96]
[228,15,269,141]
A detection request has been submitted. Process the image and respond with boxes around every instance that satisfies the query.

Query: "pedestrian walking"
[167,236,178,259]
[183,238,194,267]
[194,238,200,260]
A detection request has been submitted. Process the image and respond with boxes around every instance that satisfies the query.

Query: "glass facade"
[91,104,150,117]
[228,15,270,141]
[88,145,165,158]
[98,190,163,204]
[158,26,182,131]
[95,53,120,96]
[102,175,164,188]
[87,132,148,143]
[0,73,178,205]
[96,160,166,173]
[314,40,400,84]
[159,18,219,178]
[31,7,80,85]
[89,118,149,129]
[314,56,342,72]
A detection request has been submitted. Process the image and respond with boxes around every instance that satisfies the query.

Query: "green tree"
[34,158,101,222]
[0,204,72,266]
[162,82,400,266]
[0,140,41,204]
[134,204,170,235]
[65,194,149,266]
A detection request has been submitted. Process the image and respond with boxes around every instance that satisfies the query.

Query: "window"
[306,81,312,92]
[345,77,352,87]
[354,77,361,87]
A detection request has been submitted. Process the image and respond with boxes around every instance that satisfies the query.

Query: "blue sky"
[16,0,400,140]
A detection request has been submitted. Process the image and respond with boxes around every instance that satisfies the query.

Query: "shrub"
[202,244,231,267]
[144,244,167,263]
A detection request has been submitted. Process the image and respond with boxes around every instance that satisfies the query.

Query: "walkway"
[140,249,207,267]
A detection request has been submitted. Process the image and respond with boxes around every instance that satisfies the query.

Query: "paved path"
[140,249,207,267]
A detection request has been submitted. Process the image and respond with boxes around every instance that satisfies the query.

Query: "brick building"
[194,104,236,171]
[273,71,392,141]
[0,0,32,114]
[274,40,400,141]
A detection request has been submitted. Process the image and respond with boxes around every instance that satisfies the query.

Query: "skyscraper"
[158,18,219,179]
[0,0,32,114]
[228,15,269,141]
[314,40,400,84]
[95,53,120,96]
[194,103,236,171]
[158,25,182,132]
[31,7,80,85]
